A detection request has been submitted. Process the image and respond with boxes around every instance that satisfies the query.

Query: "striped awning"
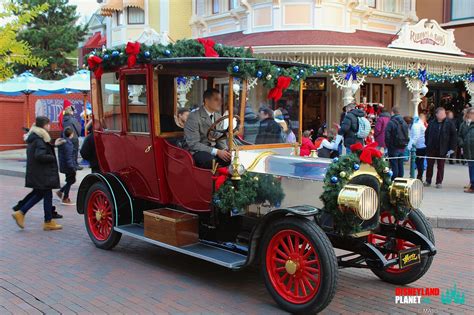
[100,0,123,17]
[124,0,144,9]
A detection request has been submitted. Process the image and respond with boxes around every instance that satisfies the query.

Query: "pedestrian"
[446,110,456,164]
[80,120,100,173]
[255,107,282,144]
[56,127,77,205]
[374,109,390,151]
[334,102,370,153]
[384,106,409,179]
[300,130,316,156]
[458,107,474,193]
[408,113,427,181]
[314,125,338,158]
[424,107,457,189]
[60,101,83,170]
[11,116,62,231]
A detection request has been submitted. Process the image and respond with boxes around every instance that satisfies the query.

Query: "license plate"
[399,246,421,269]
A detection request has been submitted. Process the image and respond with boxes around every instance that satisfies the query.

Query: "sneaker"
[423,182,431,187]
[61,198,76,206]
[464,188,474,194]
[464,183,471,189]
[52,211,63,219]
[12,211,25,229]
[435,184,442,189]
[56,190,63,200]
[43,220,62,231]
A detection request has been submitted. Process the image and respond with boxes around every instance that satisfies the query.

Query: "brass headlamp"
[337,184,378,220]
[389,178,423,209]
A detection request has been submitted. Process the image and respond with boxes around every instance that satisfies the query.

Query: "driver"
[184,88,231,169]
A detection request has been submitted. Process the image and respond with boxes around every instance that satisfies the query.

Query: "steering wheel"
[207,115,240,142]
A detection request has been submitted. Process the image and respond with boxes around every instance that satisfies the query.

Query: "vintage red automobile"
[78,52,436,313]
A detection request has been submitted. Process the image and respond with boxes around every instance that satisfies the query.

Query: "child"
[314,125,338,158]
[57,127,77,205]
[300,130,316,156]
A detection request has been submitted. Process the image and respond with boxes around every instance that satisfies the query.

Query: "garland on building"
[320,142,410,235]
[86,38,472,101]
[213,171,285,215]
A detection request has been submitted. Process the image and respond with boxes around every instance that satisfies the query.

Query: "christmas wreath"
[320,142,410,234]
[212,168,285,215]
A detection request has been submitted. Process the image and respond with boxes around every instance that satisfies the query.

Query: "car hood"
[239,150,331,181]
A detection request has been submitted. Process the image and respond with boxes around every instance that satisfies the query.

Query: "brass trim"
[348,163,383,184]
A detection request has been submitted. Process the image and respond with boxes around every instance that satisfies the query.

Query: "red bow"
[87,55,103,79]
[350,142,383,165]
[212,167,230,190]
[267,76,292,102]
[197,38,219,57]
[126,41,141,67]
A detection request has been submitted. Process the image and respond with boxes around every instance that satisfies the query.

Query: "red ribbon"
[212,167,230,190]
[267,76,292,102]
[197,38,219,57]
[349,142,383,165]
[126,41,141,67]
[87,55,103,79]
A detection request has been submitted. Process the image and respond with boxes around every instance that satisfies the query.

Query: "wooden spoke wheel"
[261,218,338,314]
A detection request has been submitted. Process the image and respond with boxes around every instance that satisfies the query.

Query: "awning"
[83,32,101,49]
[124,0,144,9]
[100,0,123,17]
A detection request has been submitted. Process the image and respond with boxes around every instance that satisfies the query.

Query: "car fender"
[243,206,322,268]
[76,173,134,226]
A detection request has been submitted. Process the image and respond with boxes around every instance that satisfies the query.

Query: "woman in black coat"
[11,116,62,231]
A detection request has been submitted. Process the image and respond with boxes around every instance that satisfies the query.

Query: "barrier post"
[410,147,416,179]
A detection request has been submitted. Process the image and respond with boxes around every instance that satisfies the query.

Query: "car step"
[114,224,247,269]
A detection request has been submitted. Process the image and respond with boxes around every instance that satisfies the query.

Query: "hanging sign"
[388,19,465,56]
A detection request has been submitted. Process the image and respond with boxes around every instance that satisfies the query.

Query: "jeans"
[415,148,426,180]
[388,150,405,179]
[60,171,76,199]
[468,161,474,186]
[426,155,446,185]
[19,189,53,222]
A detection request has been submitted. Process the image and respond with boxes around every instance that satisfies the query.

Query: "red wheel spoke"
[279,239,291,256]
[286,235,294,252]
[302,276,314,291]
[299,279,307,296]
[285,277,294,291]
[305,259,319,266]
[294,278,299,297]
[304,266,320,274]
[303,270,318,282]
[275,266,286,272]
[276,248,289,260]
[280,273,289,283]
[294,236,300,253]
[273,257,286,264]
[300,241,309,255]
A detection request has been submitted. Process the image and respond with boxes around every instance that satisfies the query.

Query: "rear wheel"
[84,182,121,249]
[368,209,434,284]
[261,217,338,314]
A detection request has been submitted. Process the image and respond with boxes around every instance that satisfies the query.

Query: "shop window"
[100,73,122,131]
[383,84,394,110]
[383,0,397,13]
[126,74,149,133]
[212,0,219,14]
[451,0,474,20]
[127,7,145,24]
[116,11,123,26]
[367,0,376,8]
[372,84,382,104]
[195,0,205,15]
[229,0,239,10]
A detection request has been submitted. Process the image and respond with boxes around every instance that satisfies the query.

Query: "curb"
[1,168,472,230]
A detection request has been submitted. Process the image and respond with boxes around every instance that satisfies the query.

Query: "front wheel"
[84,182,122,249]
[261,217,338,314]
[368,209,435,285]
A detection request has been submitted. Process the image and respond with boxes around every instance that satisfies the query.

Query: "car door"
[120,69,161,201]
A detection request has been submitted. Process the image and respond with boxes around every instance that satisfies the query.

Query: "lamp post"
[405,77,428,118]
[465,80,474,107]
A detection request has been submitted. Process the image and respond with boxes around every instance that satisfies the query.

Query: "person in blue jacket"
[56,127,77,205]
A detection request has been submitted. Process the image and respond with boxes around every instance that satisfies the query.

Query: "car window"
[126,74,149,133]
[100,72,122,131]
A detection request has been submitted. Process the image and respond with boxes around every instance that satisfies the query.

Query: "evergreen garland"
[213,173,285,214]
[320,149,409,234]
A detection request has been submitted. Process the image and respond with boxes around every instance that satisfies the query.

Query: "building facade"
[191,0,474,131]
[99,0,193,47]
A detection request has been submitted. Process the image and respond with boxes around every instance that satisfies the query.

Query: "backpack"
[392,119,409,149]
[356,117,371,139]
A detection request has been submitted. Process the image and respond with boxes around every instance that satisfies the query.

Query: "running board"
[114,224,247,269]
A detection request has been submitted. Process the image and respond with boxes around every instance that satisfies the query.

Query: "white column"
[342,86,355,106]
[160,0,170,34]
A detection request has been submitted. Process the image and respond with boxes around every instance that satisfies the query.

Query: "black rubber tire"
[370,209,435,285]
[260,217,338,314]
[84,182,122,250]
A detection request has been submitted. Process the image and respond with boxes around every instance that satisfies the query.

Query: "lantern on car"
[337,184,378,220]
[389,178,423,209]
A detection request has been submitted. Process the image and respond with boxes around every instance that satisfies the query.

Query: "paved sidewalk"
[1,149,473,229]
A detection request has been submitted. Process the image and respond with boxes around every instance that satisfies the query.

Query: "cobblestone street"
[1,174,473,314]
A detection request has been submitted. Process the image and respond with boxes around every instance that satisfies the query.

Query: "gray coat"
[458,122,474,160]
[184,106,227,154]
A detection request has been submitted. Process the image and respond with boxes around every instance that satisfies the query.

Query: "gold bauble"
[383,167,390,173]
[339,171,347,178]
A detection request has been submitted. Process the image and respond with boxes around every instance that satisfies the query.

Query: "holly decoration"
[213,173,285,214]
[320,142,410,235]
